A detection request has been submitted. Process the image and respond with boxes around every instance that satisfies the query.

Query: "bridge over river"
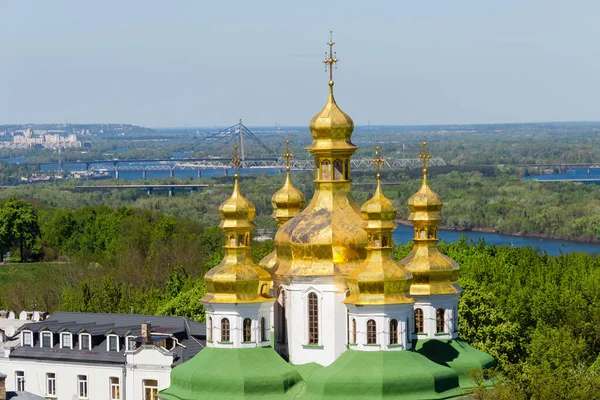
[27,157,447,180]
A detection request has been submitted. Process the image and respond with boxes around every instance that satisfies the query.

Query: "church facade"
[159,37,494,400]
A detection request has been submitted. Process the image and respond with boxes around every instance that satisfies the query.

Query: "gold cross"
[323,31,338,86]
[283,138,293,171]
[420,141,431,173]
[373,144,385,179]
[232,142,241,174]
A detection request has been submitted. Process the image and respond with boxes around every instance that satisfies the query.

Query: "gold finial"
[232,142,241,176]
[323,31,338,87]
[419,141,431,177]
[283,138,293,172]
[373,143,385,180]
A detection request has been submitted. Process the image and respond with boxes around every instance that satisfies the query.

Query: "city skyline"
[1,0,599,127]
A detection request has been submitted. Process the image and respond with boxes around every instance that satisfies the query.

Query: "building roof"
[10,312,205,366]
[7,392,45,400]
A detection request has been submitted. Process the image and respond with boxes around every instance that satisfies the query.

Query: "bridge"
[75,184,209,196]
[26,157,447,180]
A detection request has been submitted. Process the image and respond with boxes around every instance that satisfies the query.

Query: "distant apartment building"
[11,129,82,149]
[0,312,205,400]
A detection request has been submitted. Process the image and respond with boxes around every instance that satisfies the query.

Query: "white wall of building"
[204,302,273,349]
[0,346,176,400]
[346,304,413,351]
[412,294,459,340]
[281,277,348,367]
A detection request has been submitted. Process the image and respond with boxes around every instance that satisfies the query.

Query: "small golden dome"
[271,173,305,223]
[203,255,273,303]
[203,146,274,304]
[218,177,256,231]
[400,142,460,296]
[345,165,414,305]
[307,87,355,151]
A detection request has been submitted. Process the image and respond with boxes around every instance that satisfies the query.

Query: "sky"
[1,0,599,127]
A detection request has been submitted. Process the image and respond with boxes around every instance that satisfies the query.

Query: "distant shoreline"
[395,219,600,244]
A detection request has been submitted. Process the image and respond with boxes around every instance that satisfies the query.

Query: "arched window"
[308,293,319,344]
[260,317,267,342]
[208,317,213,342]
[344,159,350,180]
[321,160,331,180]
[382,236,388,247]
[243,318,252,342]
[230,235,236,246]
[406,318,410,345]
[436,309,445,333]
[352,319,357,344]
[414,309,424,334]
[221,318,230,342]
[367,320,377,344]
[333,159,343,180]
[374,235,381,247]
[238,235,244,246]
[389,319,398,345]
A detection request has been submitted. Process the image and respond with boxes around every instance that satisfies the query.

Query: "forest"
[0,196,599,398]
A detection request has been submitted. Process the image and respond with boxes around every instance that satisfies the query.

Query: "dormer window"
[22,331,33,347]
[40,331,52,348]
[60,332,72,349]
[80,333,91,350]
[108,334,119,352]
[126,336,136,352]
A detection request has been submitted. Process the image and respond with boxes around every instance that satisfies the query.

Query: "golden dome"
[306,86,356,152]
[345,149,414,305]
[218,178,256,231]
[400,142,460,296]
[260,141,306,272]
[273,36,367,280]
[202,147,274,304]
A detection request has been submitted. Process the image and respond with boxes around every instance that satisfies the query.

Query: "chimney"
[141,321,152,345]
[0,373,6,400]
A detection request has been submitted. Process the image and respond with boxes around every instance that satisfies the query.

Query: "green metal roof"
[159,339,494,400]
[158,347,304,400]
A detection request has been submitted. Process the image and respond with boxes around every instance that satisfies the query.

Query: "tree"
[0,197,40,262]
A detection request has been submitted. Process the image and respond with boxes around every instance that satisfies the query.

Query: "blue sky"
[1,1,599,127]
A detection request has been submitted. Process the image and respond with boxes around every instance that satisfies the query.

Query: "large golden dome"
[400,142,460,296]
[273,39,367,280]
[202,151,273,304]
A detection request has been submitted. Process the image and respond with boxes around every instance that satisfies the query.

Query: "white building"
[0,312,205,400]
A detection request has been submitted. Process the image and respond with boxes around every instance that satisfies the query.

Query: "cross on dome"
[283,138,293,171]
[323,31,338,87]
[419,141,432,176]
[373,143,385,180]
[231,142,241,176]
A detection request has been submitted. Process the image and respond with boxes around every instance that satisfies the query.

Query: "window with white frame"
[80,333,91,350]
[41,331,52,348]
[126,335,136,352]
[77,375,88,398]
[22,331,33,347]
[143,379,159,400]
[61,332,72,349]
[110,377,120,400]
[108,334,119,351]
[46,373,56,397]
[15,371,24,391]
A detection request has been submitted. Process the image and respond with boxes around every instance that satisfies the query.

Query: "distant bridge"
[25,157,447,180]
[75,184,209,196]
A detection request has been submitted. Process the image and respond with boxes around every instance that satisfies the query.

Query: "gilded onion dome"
[260,140,306,271]
[345,147,414,305]
[400,142,461,296]
[202,145,273,304]
[273,35,367,279]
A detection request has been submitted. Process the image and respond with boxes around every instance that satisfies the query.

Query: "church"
[158,37,494,400]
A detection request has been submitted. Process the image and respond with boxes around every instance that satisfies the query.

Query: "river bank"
[396,219,600,244]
